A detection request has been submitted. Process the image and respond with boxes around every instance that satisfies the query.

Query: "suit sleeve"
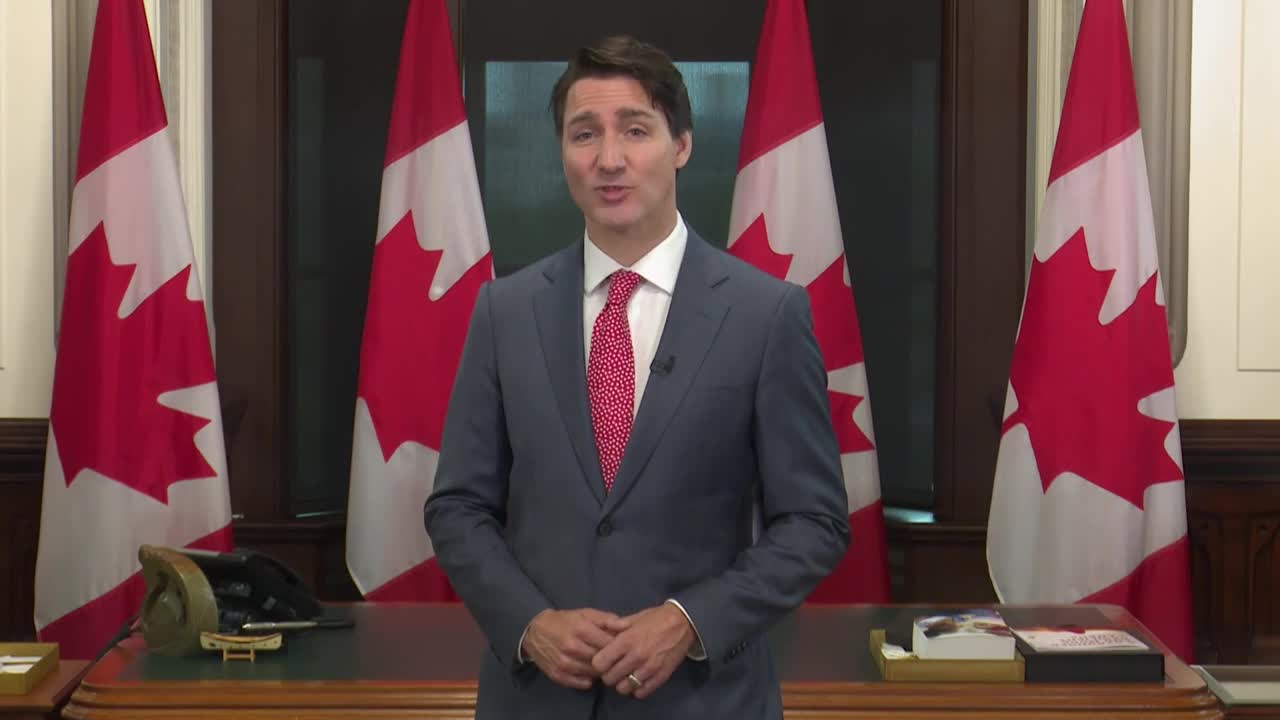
[424,282,551,669]
[671,284,851,673]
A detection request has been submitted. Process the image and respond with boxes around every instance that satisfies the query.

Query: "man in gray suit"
[424,34,850,719]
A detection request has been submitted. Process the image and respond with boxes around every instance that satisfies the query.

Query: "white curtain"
[1130,0,1192,365]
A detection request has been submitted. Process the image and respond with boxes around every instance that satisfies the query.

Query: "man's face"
[560,75,691,242]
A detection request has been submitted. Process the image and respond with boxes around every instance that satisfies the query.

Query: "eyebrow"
[565,107,660,127]
[616,108,658,122]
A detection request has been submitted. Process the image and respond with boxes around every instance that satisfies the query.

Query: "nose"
[597,133,624,174]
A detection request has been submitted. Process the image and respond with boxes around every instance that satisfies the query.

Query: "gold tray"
[0,642,59,695]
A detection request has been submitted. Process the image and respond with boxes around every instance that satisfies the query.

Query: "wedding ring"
[626,672,644,688]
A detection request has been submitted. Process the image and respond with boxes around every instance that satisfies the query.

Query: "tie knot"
[606,270,643,308]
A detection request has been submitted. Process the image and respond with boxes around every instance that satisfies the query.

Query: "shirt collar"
[583,213,688,296]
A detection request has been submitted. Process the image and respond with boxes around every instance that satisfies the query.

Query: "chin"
[592,209,641,232]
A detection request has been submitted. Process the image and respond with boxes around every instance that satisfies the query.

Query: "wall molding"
[0,419,47,476]
[1182,419,1280,474]
[235,518,346,544]
[5,418,1276,483]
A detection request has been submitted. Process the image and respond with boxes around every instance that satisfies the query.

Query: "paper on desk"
[0,656,41,665]
[880,642,914,660]
[1,664,33,673]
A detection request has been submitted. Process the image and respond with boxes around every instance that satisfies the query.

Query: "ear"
[673,130,693,170]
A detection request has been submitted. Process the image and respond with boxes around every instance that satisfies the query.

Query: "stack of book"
[872,609,1023,682]
[871,607,1167,683]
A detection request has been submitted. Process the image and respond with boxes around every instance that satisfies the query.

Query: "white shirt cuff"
[517,625,531,664]
[665,598,708,661]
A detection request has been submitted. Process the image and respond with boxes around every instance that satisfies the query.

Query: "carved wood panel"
[1248,517,1280,663]
[1189,512,1224,663]
[1183,419,1280,665]
[0,419,45,640]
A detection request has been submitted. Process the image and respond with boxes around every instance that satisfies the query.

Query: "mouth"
[595,185,631,202]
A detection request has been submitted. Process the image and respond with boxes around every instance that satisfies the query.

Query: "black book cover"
[999,607,1165,683]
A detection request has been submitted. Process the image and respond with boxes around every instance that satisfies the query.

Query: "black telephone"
[138,545,351,657]
[179,547,324,634]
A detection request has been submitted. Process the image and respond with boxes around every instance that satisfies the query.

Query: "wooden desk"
[65,604,1222,719]
[0,660,89,720]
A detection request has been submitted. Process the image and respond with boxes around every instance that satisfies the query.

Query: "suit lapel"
[533,243,606,506]
[603,234,729,514]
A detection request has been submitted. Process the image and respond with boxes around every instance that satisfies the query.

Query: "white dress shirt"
[582,214,686,410]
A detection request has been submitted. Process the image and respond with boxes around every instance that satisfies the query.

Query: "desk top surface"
[67,604,1223,719]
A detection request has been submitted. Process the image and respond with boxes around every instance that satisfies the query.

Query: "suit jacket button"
[597,520,613,537]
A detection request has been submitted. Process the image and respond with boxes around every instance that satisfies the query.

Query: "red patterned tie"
[588,270,644,493]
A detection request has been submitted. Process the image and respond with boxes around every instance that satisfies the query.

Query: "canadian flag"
[729,0,889,602]
[986,0,1193,661]
[35,0,232,659]
[345,0,492,601]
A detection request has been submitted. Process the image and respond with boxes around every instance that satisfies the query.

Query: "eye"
[626,126,648,138]
[571,129,594,142]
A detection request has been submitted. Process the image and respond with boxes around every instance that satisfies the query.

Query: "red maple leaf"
[807,256,865,370]
[1003,230,1181,508]
[49,225,216,503]
[358,213,492,460]
[808,256,874,454]
[731,215,872,453]
[729,214,792,280]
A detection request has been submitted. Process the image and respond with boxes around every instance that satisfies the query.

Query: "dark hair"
[550,35,693,140]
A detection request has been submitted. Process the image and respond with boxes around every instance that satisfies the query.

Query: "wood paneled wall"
[0,420,43,641]
[1183,420,1280,665]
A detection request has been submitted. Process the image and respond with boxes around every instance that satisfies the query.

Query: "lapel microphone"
[650,355,676,376]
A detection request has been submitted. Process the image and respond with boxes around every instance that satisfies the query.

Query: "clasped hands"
[521,604,696,699]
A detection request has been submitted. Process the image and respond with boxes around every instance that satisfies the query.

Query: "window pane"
[286,0,407,516]
[478,62,577,275]
[811,0,941,508]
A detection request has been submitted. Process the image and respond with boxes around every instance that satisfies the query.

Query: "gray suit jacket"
[424,231,850,720]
